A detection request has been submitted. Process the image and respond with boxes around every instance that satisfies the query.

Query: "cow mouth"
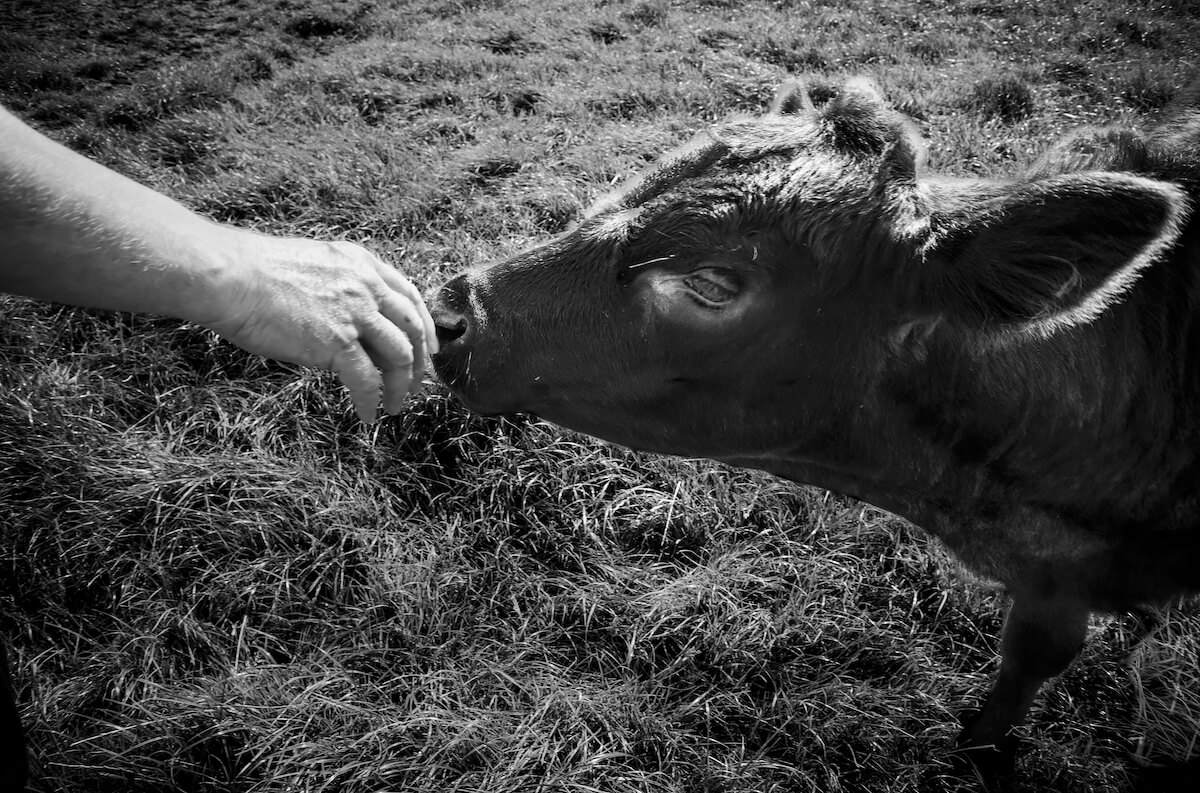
[430,350,485,407]
[430,350,521,416]
[429,349,465,389]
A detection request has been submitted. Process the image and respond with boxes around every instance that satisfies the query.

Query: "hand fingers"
[378,293,428,384]
[327,242,434,418]
[380,359,415,415]
[332,341,384,423]
[333,325,418,423]
[375,262,439,355]
[341,243,437,356]
[359,314,417,415]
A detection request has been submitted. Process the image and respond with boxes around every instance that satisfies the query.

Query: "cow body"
[430,79,1200,781]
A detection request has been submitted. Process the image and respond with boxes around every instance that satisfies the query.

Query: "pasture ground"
[2,1,1200,791]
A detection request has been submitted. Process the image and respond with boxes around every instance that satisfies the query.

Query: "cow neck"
[727,299,1186,535]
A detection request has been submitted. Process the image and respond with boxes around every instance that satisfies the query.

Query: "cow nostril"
[435,316,468,346]
[432,275,473,348]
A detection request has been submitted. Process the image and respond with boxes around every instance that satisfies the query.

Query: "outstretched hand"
[2,103,437,423]
[202,235,439,423]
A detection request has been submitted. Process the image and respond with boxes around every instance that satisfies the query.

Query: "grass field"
[3,0,1200,791]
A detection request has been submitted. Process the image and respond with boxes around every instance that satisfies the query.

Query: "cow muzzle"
[430,273,493,400]
[431,273,472,349]
[429,270,548,416]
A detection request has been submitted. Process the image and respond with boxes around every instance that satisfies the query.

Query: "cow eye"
[683,267,740,305]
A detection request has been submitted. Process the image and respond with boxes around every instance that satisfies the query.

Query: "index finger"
[374,262,439,355]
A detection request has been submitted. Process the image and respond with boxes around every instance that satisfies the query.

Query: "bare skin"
[0,105,437,422]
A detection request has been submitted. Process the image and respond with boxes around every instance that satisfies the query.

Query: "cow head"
[430,79,1187,460]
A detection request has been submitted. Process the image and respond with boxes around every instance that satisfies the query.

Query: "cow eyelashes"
[618,255,676,285]
[627,255,675,271]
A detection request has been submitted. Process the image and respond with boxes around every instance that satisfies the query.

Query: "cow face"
[431,79,1187,460]
[432,213,868,458]
[432,83,896,458]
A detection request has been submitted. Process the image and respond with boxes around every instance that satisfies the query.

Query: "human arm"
[0,105,436,421]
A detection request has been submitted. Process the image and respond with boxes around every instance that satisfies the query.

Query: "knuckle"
[382,343,416,369]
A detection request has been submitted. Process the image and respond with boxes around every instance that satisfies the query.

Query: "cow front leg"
[954,594,1090,784]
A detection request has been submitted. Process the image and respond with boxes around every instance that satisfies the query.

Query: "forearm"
[0,105,232,324]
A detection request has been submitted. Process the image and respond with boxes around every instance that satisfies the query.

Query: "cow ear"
[771,80,814,115]
[913,172,1189,335]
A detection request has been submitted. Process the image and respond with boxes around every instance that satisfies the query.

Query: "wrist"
[171,221,260,328]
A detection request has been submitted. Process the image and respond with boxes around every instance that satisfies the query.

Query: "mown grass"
[2,1,1200,791]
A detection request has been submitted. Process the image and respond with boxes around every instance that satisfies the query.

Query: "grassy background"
[2,1,1200,791]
